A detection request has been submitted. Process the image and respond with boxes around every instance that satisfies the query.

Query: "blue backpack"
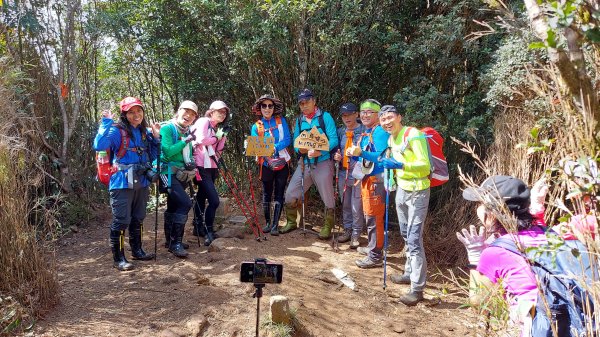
[492,235,597,337]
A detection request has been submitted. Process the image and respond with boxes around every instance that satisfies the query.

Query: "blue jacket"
[356,125,389,176]
[250,116,292,165]
[293,109,339,163]
[93,117,159,190]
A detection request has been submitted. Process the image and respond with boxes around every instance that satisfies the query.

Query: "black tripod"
[252,283,265,337]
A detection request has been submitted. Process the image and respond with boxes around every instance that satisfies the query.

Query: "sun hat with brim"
[463,175,531,213]
[252,94,284,116]
[178,100,198,114]
[209,100,230,113]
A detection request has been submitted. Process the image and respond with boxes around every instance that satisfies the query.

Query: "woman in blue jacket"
[93,97,161,271]
[250,95,291,235]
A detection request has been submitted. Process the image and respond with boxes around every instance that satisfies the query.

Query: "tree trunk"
[523,0,599,136]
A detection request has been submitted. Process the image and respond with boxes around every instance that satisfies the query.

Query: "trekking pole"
[245,155,266,241]
[214,155,263,240]
[331,160,340,251]
[219,165,261,240]
[188,182,202,247]
[300,155,307,236]
[382,148,391,290]
[217,165,260,240]
[154,144,161,261]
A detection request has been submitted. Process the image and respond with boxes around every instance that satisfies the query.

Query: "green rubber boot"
[318,208,335,240]
[279,202,299,234]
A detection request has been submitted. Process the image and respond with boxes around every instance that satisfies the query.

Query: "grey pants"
[109,187,150,231]
[338,169,364,235]
[395,187,430,292]
[285,160,335,209]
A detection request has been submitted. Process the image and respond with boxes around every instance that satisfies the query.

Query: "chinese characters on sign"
[245,136,275,156]
[293,127,329,151]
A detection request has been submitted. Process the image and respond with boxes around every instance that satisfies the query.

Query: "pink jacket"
[191,117,227,168]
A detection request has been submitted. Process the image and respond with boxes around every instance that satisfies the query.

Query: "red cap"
[119,97,144,112]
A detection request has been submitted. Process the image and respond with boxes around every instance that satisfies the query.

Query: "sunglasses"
[260,103,274,109]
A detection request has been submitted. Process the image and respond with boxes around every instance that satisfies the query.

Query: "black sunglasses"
[260,103,274,109]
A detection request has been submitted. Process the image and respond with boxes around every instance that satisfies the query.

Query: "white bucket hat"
[178,100,198,114]
[209,100,230,113]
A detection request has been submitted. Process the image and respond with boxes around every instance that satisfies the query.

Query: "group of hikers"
[93,89,599,336]
[93,89,433,307]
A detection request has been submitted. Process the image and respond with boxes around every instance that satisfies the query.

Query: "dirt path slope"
[34,206,481,337]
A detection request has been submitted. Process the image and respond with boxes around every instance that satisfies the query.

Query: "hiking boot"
[169,218,188,258]
[280,203,298,234]
[337,228,352,243]
[270,202,282,236]
[164,212,173,247]
[164,212,189,249]
[110,229,134,271]
[318,208,334,240]
[167,241,189,249]
[204,214,216,246]
[357,246,370,256]
[349,236,360,249]
[129,222,156,261]
[398,291,424,306]
[355,256,382,269]
[204,231,215,246]
[390,274,411,285]
[262,202,272,233]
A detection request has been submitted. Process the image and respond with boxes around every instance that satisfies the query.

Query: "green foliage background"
[1,0,532,262]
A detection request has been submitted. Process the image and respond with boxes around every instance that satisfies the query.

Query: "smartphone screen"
[240,261,283,284]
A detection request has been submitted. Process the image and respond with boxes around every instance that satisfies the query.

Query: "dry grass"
[0,57,59,335]
[451,54,600,335]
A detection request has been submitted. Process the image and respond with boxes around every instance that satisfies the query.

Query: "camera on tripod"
[240,258,283,284]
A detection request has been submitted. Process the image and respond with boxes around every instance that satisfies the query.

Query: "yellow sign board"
[245,136,275,156]
[293,127,329,151]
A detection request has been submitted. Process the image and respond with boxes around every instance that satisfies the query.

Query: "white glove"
[215,128,226,140]
[529,177,548,214]
[456,225,487,266]
[346,145,362,157]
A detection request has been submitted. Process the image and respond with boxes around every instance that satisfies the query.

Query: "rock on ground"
[269,295,291,325]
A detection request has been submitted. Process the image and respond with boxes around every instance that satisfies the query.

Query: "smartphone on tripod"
[240,258,283,284]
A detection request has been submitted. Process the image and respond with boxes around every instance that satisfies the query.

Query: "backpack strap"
[256,120,265,178]
[169,123,178,144]
[399,126,414,154]
[256,120,265,137]
[296,113,327,136]
[318,114,326,136]
[490,237,524,257]
[115,126,129,159]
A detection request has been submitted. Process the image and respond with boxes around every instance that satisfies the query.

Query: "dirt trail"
[34,205,481,337]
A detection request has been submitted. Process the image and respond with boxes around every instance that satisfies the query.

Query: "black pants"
[260,163,289,204]
[109,187,150,231]
[163,176,192,216]
[195,167,220,229]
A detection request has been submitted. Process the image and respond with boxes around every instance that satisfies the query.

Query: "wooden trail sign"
[245,136,275,156]
[294,126,329,151]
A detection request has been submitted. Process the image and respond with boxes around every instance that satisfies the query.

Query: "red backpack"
[96,126,130,186]
[402,126,449,187]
